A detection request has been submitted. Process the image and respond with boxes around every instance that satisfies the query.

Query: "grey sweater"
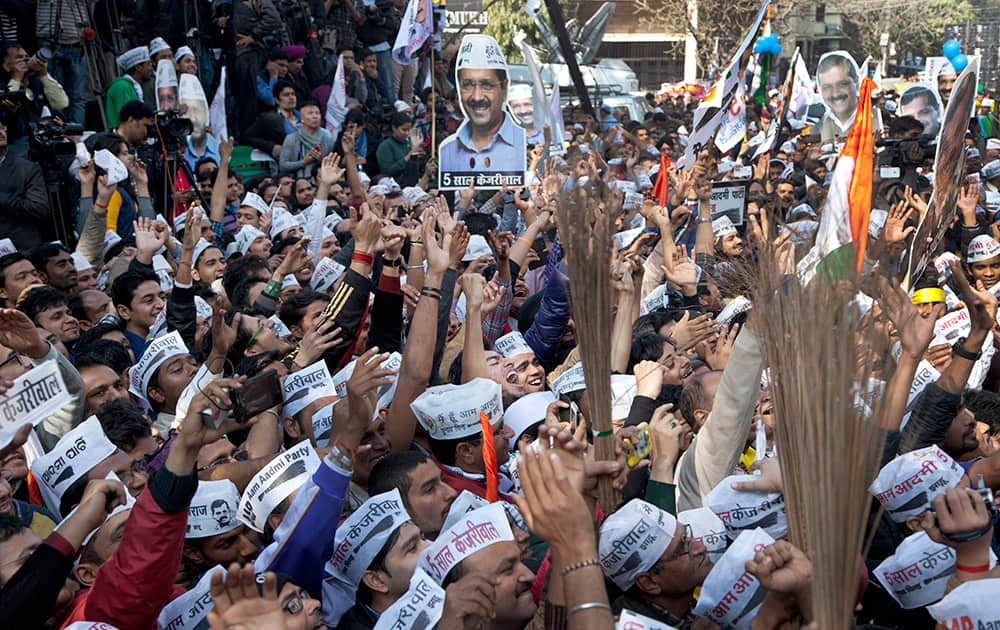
[279,127,338,179]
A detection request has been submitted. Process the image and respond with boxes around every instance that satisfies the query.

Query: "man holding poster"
[438,34,527,191]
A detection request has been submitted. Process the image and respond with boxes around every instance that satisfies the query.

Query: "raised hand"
[876,275,941,360]
[439,573,498,630]
[134,216,168,259]
[956,182,981,224]
[662,244,698,295]
[633,359,665,399]
[949,259,998,335]
[297,320,343,366]
[648,404,693,482]
[670,310,715,352]
[481,278,505,314]
[447,222,470,269]
[459,273,486,311]
[883,199,916,244]
[0,308,49,358]
[209,565,288,630]
[422,211,453,274]
[745,540,813,597]
[352,205,383,254]
[706,323,739,370]
[345,347,396,437]
[318,153,345,186]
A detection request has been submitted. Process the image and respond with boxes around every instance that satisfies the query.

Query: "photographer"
[0,42,68,157]
[0,122,50,249]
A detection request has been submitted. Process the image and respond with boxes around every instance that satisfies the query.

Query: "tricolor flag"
[210,66,228,144]
[325,55,348,135]
[796,77,877,283]
[392,0,434,66]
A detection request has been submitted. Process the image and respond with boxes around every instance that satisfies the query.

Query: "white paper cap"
[103,231,122,257]
[178,73,207,104]
[442,489,526,533]
[149,37,170,55]
[117,46,150,70]
[324,489,411,624]
[418,502,514,583]
[705,474,788,539]
[187,479,241,539]
[311,256,346,293]
[192,238,214,266]
[410,378,503,441]
[281,274,300,290]
[270,210,297,240]
[156,565,225,630]
[692,527,772,627]
[462,234,493,262]
[611,374,637,421]
[155,59,177,89]
[982,159,1000,181]
[494,330,533,358]
[508,83,532,101]
[504,391,555,449]
[174,46,195,63]
[128,330,189,399]
[927,578,1000,626]
[282,360,336,418]
[968,235,1000,263]
[194,295,214,320]
[0,238,15,256]
[712,215,737,238]
[239,441,320,532]
[869,445,965,522]
[71,251,93,272]
[240,192,271,215]
[401,186,430,206]
[235,225,267,255]
[31,416,117,506]
[678,506,728,564]
[456,34,507,72]
[550,361,586,396]
[598,498,677,590]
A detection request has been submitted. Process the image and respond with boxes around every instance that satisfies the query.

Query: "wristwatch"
[952,336,982,361]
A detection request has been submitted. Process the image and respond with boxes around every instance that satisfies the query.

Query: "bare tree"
[835,0,974,65]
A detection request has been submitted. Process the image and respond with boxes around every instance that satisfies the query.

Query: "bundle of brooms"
[556,178,621,513]
[750,242,891,627]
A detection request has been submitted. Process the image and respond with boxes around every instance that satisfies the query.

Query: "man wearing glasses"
[438,34,526,191]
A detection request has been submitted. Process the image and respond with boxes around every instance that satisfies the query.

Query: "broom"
[555,177,620,513]
[751,240,889,627]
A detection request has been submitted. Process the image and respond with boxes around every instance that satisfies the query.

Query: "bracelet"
[410,241,424,247]
[405,264,424,270]
[382,256,402,268]
[955,562,991,573]
[952,336,982,361]
[591,428,613,438]
[518,236,534,245]
[696,216,713,224]
[560,558,601,577]
[420,288,442,300]
[567,603,611,617]
[264,279,281,298]
[352,251,374,265]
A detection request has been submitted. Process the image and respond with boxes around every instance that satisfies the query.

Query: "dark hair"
[429,434,479,468]
[278,289,329,330]
[223,255,269,298]
[299,100,320,112]
[267,47,289,62]
[194,156,219,175]
[345,108,365,126]
[631,311,676,338]
[389,111,413,129]
[0,253,31,290]
[17,285,67,325]
[463,213,497,238]
[72,339,133,375]
[234,350,284,378]
[678,370,720,428]
[965,390,1000,434]
[270,236,300,257]
[110,268,159,309]
[356,526,402,605]
[75,318,126,348]
[228,277,268,315]
[628,333,669,373]
[95,400,152,453]
[119,99,155,123]
[27,242,70,272]
[368,451,431,499]
[272,79,295,101]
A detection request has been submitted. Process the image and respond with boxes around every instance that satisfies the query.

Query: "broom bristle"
[556,182,620,512]
[752,247,888,627]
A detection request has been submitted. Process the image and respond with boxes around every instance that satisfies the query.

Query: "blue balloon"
[753,40,765,54]
[770,40,783,56]
[951,53,968,72]
[943,39,961,59]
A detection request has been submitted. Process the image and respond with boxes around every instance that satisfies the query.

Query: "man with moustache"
[438,34,526,189]
[816,51,860,143]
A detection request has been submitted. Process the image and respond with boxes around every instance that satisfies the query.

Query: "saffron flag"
[325,55,348,135]
[653,154,671,207]
[796,77,877,283]
[480,411,498,502]
[392,0,434,66]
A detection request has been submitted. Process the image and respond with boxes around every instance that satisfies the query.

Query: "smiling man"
[18,285,80,346]
[438,34,526,190]
[816,51,860,143]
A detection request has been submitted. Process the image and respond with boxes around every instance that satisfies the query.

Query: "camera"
[876,133,936,168]
[28,118,84,159]
[147,109,194,152]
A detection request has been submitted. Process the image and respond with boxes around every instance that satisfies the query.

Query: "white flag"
[715,79,747,153]
[392,0,433,66]
[520,40,549,132]
[210,66,228,143]
[788,52,813,122]
[549,82,566,155]
[325,55,348,135]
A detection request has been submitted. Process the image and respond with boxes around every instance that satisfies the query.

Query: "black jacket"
[0,153,50,249]
[242,111,290,157]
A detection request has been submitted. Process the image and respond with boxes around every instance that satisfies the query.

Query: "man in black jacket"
[0,123,50,249]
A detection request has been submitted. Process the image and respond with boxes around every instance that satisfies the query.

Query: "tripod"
[155,142,211,227]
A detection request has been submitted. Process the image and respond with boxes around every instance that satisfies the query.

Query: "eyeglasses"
[247,320,267,347]
[666,524,694,561]
[460,79,501,92]
[0,351,28,371]
[282,589,310,614]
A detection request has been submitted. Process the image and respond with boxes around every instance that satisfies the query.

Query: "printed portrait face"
[816,51,860,124]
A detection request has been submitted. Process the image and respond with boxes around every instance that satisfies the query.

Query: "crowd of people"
[1,1,1000,629]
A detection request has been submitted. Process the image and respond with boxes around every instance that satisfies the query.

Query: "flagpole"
[431,46,437,161]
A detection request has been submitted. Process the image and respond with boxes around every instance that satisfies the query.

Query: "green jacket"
[105,76,140,128]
